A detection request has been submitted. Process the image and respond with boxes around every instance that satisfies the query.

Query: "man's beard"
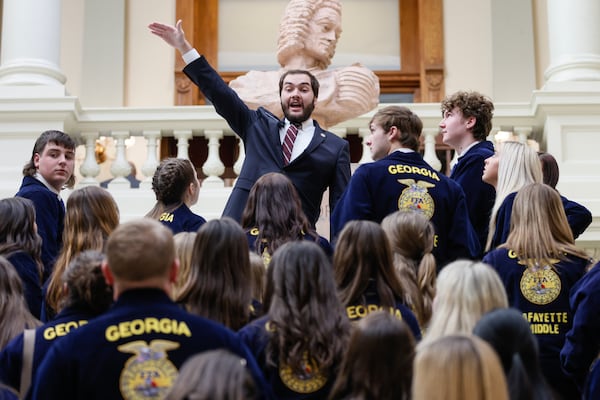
[282,101,316,124]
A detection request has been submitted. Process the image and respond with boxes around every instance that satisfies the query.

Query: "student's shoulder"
[482,247,512,264]
[15,179,53,200]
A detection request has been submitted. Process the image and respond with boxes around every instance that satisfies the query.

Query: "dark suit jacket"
[183,57,351,227]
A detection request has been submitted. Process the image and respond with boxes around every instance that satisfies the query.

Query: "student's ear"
[169,258,180,284]
[388,125,400,141]
[33,153,41,169]
[102,261,114,286]
[466,116,476,130]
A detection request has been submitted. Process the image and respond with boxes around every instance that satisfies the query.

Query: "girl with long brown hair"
[333,220,421,339]
[329,311,416,400]
[176,218,252,331]
[43,186,119,321]
[0,256,40,350]
[239,241,351,399]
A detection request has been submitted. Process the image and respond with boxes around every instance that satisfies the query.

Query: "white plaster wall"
[442,0,494,96]
[125,0,175,106]
[60,0,85,98]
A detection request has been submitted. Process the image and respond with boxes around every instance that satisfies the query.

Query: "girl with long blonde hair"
[482,141,542,251]
[483,183,591,399]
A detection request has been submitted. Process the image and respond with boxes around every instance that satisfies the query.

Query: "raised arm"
[148,19,193,55]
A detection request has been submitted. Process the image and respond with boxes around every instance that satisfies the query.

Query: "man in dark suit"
[149,20,351,227]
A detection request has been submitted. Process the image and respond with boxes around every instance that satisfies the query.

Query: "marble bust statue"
[229,0,380,129]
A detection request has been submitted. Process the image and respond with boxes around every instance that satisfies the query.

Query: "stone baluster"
[79,131,100,186]
[233,137,245,177]
[140,130,161,189]
[202,130,225,188]
[422,128,442,171]
[514,126,532,144]
[174,130,192,159]
[108,130,131,188]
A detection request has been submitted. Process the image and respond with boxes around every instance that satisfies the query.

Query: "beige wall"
[56,0,550,107]
[125,0,175,106]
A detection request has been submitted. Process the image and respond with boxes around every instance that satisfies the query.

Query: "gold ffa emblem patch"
[519,261,561,305]
[118,340,180,400]
[279,353,327,394]
[397,179,435,219]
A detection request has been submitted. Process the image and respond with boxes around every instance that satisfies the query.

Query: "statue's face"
[305,7,341,63]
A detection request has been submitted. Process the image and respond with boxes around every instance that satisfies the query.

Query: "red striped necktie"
[282,123,300,165]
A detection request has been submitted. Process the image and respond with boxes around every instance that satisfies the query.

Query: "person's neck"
[34,172,61,194]
[454,137,479,156]
[112,279,172,301]
[389,143,414,154]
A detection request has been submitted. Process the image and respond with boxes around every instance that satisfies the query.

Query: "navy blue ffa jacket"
[245,228,333,262]
[183,57,350,227]
[449,141,495,255]
[561,262,600,391]
[489,192,592,251]
[157,204,206,234]
[29,288,272,400]
[0,306,94,391]
[15,176,65,280]
[584,361,600,400]
[238,316,338,400]
[6,251,42,319]
[344,282,422,341]
[331,150,480,268]
[483,247,588,399]
[562,195,592,239]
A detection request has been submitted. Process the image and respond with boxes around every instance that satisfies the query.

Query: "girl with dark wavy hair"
[239,241,351,399]
[0,256,40,350]
[329,311,416,400]
[0,197,44,318]
[474,308,556,400]
[242,172,332,266]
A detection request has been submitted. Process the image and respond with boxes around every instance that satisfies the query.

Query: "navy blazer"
[489,192,592,251]
[331,151,480,268]
[450,141,496,255]
[183,57,351,227]
[15,176,65,280]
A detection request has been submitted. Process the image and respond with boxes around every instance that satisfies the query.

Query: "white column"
[0,0,66,88]
[545,0,600,82]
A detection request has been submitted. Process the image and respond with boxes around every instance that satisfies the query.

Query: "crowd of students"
[1,87,600,399]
